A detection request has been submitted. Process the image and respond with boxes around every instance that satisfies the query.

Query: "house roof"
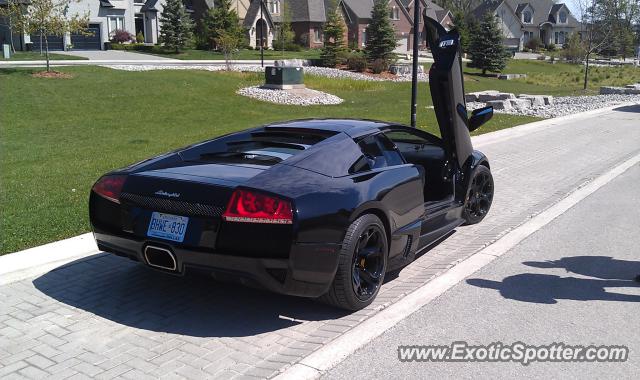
[270,0,328,23]
[140,0,159,12]
[243,0,274,28]
[473,0,579,27]
[341,0,375,20]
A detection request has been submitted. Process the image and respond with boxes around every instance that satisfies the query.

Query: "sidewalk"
[0,59,275,68]
[1,105,640,379]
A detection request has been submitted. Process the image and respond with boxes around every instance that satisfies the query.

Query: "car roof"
[262,118,399,136]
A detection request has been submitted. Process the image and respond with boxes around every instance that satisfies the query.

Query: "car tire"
[462,165,494,225]
[320,214,388,311]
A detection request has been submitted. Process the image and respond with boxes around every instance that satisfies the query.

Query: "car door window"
[350,134,405,174]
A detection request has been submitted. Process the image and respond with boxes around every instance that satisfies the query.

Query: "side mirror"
[468,106,493,132]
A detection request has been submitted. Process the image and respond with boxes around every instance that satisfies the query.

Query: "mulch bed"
[31,71,73,79]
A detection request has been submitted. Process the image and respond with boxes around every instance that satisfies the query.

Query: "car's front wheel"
[463,165,494,225]
[320,214,388,311]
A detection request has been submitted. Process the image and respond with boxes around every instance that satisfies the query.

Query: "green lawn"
[5,51,88,61]
[0,66,540,254]
[464,60,640,96]
[149,48,322,61]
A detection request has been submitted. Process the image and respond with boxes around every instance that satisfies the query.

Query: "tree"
[321,0,346,67]
[13,0,88,72]
[364,0,397,64]
[451,10,471,53]
[200,0,244,50]
[216,31,242,70]
[0,0,23,53]
[159,0,194,53]
[561,32,583,63]
[574,0,616,89]
[467,12,509,75]
[273,0,295,51]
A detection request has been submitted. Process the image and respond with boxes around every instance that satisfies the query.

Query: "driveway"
[56,50,177,61]
[0,105,639,379]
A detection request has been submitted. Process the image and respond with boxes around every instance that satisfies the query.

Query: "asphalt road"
[323,163,640,378]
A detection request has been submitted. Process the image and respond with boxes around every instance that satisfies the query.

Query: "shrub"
[370,58,388,74]
[136,32,144,43]
[347,54,367,72]
[110,43,156,52]
[546,43,556,51]
[536,54,546,60]
[111,29,134,44]
[525,37,541,51]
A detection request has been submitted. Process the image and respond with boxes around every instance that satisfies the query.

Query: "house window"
[108,16,125,35]
[554,31,565,45]
[523,10,532,23]
[390,6,400,20]
[559,11,567,23]
[269,0,280,15]
[314,27,323,43]
[362,29,367,47]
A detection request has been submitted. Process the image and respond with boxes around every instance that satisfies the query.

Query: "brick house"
[265,0,452,52]
[472,0,581,51]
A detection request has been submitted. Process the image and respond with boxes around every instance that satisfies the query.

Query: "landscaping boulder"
[274,59,305,68]
[498,73,527,80]
[509,98,531,110]
[543,95,554,105]
[518,94,545,107]
[600,86,640,95]
[471,90,516,102]
[486,99,512,110]
[389,64,424,75]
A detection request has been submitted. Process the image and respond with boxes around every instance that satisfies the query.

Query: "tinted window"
[385,130,431,144]
[350,134,404,173]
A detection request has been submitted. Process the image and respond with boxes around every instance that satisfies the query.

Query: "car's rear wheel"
[463,165,494,225]
[320,214,388,311]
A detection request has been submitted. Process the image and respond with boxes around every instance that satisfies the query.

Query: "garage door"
[71,24,102,50]
[30,34,64,51]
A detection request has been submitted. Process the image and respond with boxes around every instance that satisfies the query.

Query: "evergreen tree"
[200,0,245,50]
[467,12,509,75]
[159,0,194,53]
[364,0,397,63]
[321,0,347,67]
[452,10,470,53]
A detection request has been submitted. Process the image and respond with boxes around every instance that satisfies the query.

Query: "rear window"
[181,128,338,166]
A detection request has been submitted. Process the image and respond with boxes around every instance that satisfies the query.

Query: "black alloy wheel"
[351,225,386,300]
[320,214,388,310]
[463,165,494,225]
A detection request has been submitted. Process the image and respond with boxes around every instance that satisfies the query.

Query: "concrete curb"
[273,148,640,380]
[0,233,98,286]
[0,102,637,285]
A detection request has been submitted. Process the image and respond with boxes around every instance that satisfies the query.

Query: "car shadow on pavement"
[613,104,640,113]
[33,253,349,338]
[466,256,640,304]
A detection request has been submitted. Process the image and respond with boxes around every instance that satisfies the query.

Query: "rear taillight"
[223,189,293,224]
[92,175,126,203]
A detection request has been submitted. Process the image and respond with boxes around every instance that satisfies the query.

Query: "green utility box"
[264,66,305,89]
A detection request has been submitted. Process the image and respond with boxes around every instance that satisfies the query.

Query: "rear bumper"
[93,230,341,298]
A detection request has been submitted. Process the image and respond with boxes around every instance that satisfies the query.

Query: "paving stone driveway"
[2,105,640,379]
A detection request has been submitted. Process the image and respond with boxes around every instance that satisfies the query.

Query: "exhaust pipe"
[144,246,177,271]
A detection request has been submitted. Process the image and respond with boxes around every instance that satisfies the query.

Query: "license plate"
[147,212,189,242]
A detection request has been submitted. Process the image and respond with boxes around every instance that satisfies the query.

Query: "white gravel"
[237,86,343,106]
[101,64,429,82]
[468,94,640,118]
